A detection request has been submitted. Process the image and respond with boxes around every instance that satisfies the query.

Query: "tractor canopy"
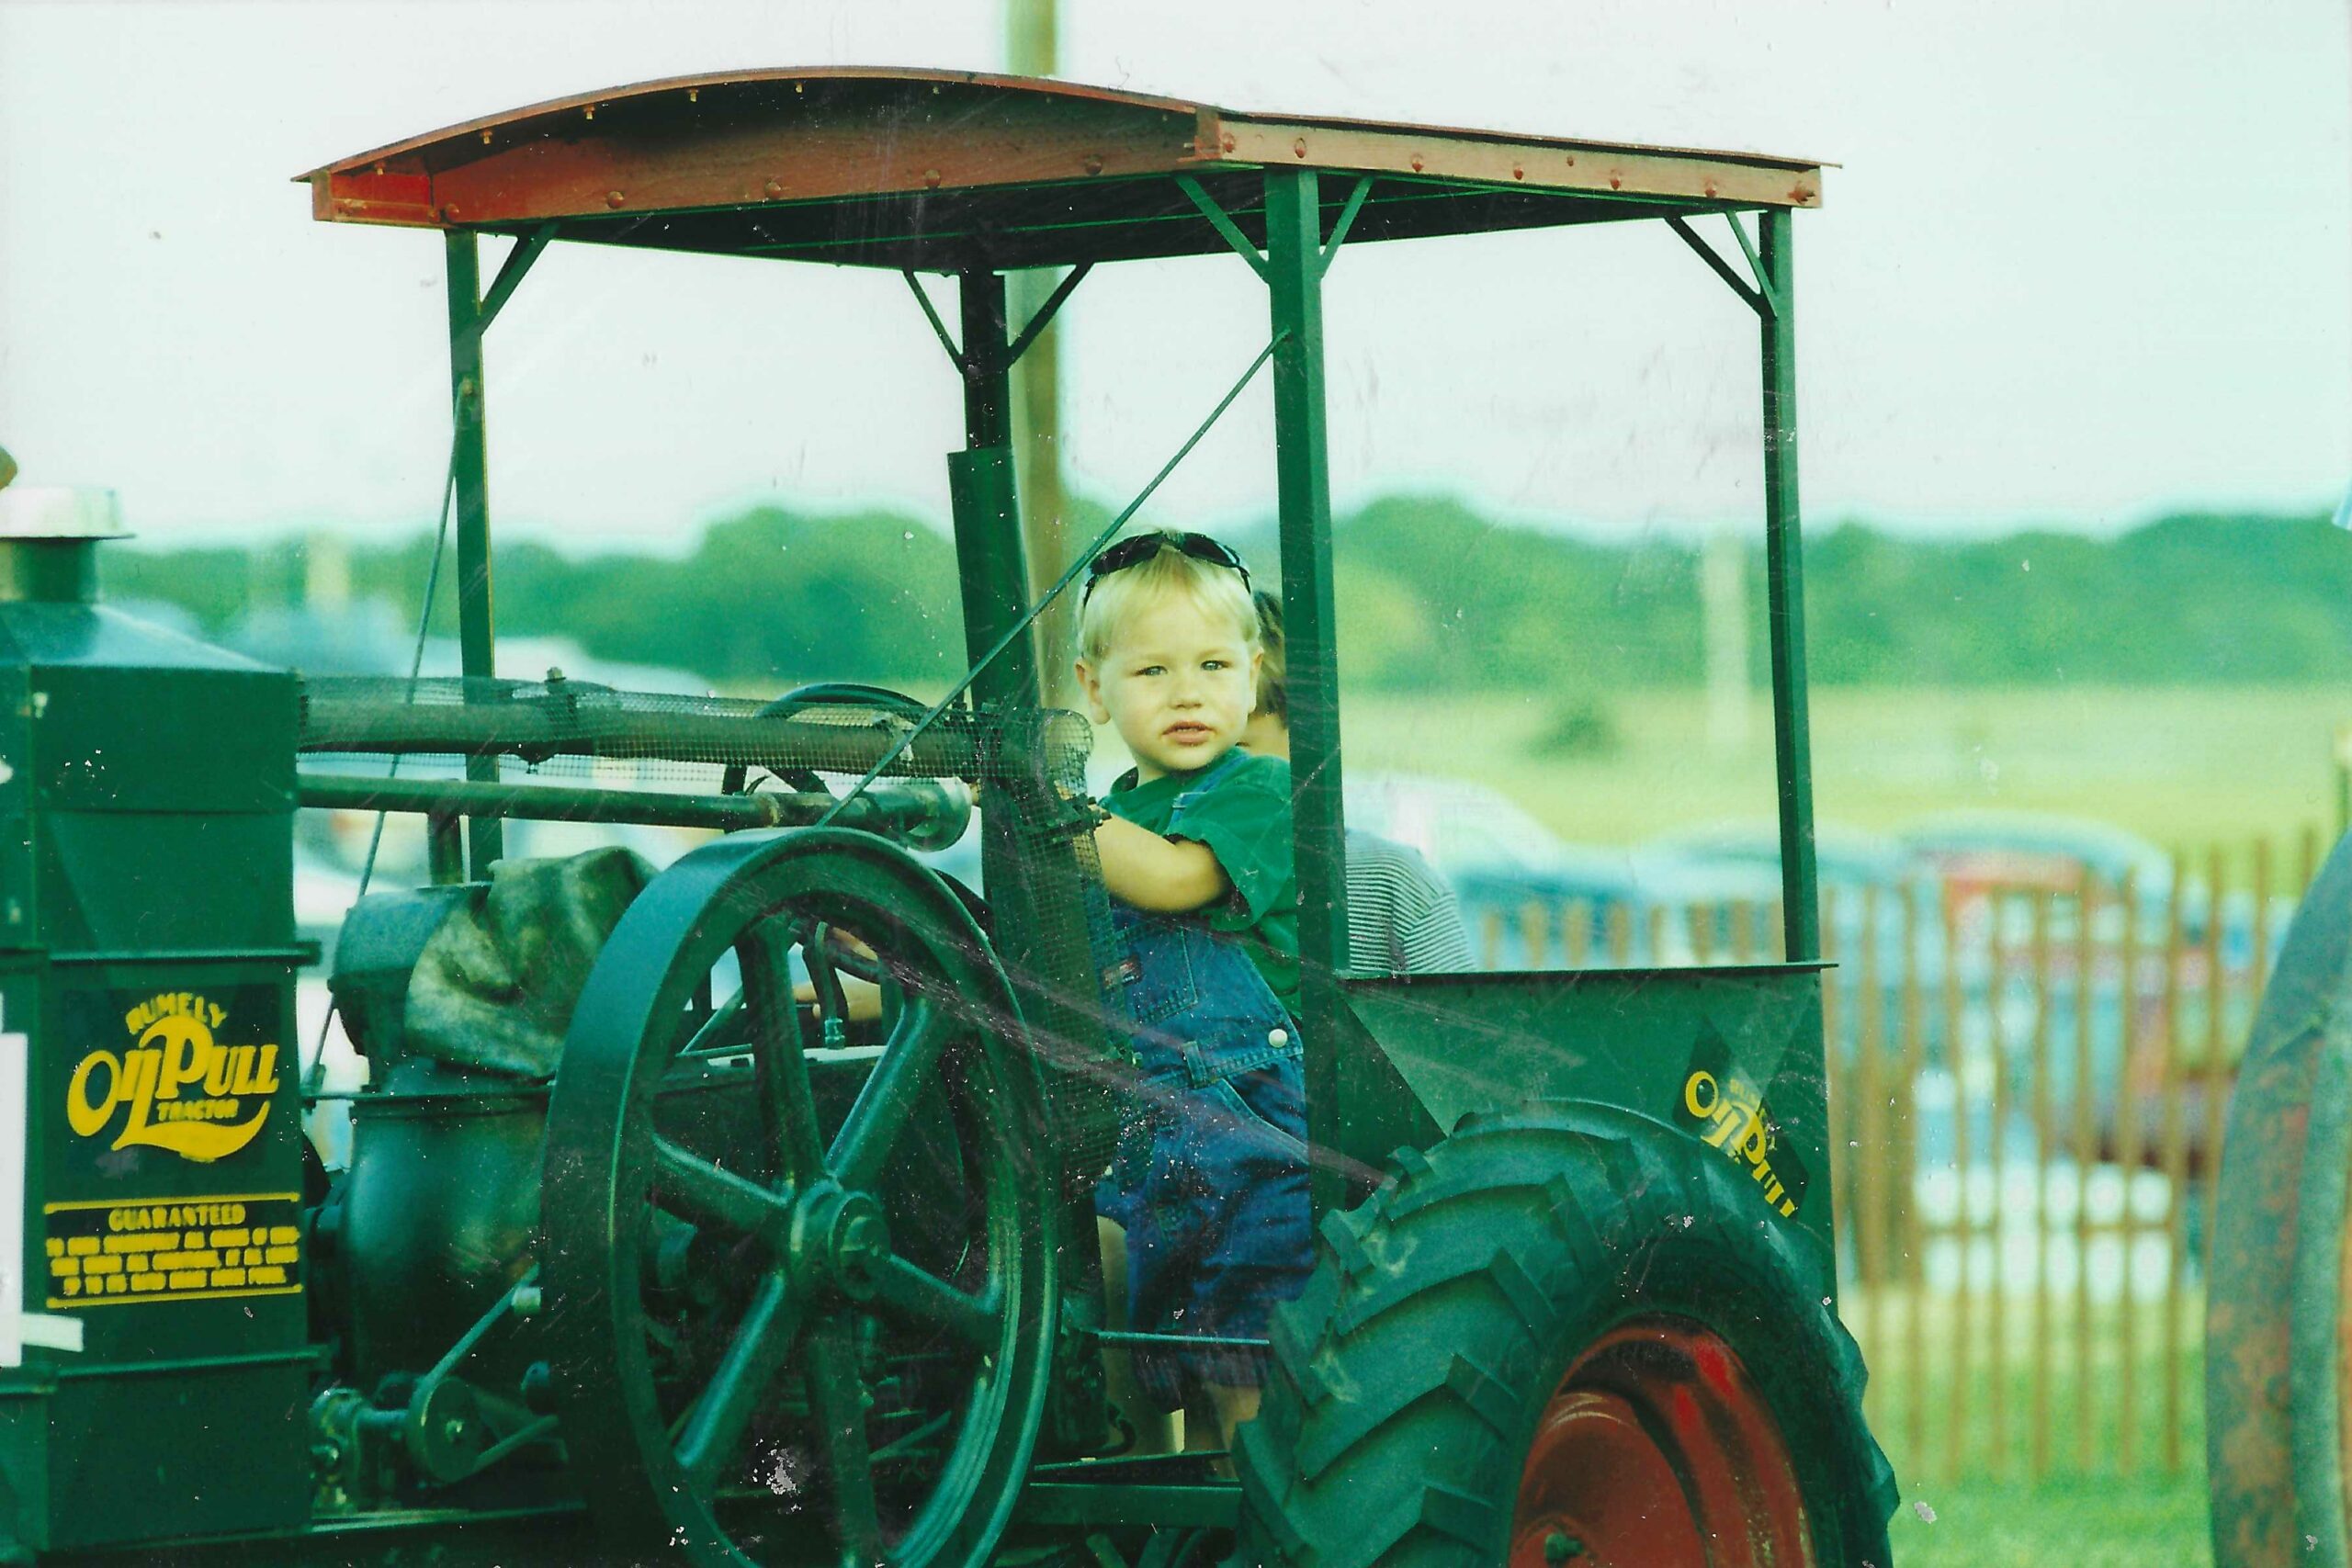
[297,67,1824,268]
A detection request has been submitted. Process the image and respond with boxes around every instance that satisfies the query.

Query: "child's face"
[1076,587,1260,783]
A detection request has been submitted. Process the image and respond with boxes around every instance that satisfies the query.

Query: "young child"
[1076,530,1311,1457]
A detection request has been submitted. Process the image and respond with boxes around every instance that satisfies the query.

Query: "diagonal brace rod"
[1317,177,1374,277]
[817,332,1288,822]
[1667,214,1772,318]
[1005,262,1093,367]
[1724,210,1773,304]
[1175,175,1271,281]
[902,272,966,368]
[459,222,557,347]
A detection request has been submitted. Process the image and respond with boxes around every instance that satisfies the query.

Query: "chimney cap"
[0,488,129,540]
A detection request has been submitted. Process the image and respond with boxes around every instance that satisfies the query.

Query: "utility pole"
[1007,0,1073,701]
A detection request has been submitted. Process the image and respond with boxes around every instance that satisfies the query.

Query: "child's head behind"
[1074,533,1261,781]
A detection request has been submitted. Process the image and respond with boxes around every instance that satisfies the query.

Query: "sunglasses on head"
[1081,531,1250,602]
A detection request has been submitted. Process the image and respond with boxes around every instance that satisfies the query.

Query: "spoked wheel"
[1511,1321,1810,1566]
[544,828,1055,1568]
[1235,1103,1895,1567]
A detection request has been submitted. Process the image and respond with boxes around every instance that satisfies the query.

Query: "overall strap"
[1167,748,1256,830]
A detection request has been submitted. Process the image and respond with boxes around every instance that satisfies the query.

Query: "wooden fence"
[1470,827,2323,1483]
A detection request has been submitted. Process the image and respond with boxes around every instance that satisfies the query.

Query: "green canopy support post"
[948,270,1040,713]
[1758,209,1819,963]
[446,229,503,873]
[1264,167,1350,1220]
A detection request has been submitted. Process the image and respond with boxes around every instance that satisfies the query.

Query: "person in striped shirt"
[1238,591,1476,976]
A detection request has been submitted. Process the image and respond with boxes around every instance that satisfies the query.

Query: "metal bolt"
[605,190,625,209]
[1512,164,1525,180]
[583,105,595,121]
[763,178,785,198]
[686,87,699,103]
[1082,154,1102,175]
[1544,1533,1584,1562]
[924,168,944,189]
[479,130,492,145]
[1292,137,1307,159]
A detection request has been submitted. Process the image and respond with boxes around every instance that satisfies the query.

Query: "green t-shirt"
[1102,750,1300,1017]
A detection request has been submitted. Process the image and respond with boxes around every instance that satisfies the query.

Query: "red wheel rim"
[1510,1319,1814,1568]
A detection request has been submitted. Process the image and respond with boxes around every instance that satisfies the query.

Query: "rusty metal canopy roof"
[300,68,1823,271]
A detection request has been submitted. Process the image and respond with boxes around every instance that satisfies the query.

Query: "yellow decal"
[1682,1068,1800,1219]
[43,1191,302,1309]
[65,992,280,1163]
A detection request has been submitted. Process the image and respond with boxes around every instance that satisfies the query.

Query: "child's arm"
[1093,814,1230,912]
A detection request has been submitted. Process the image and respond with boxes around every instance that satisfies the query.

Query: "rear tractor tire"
[1235,1103,1896,1567]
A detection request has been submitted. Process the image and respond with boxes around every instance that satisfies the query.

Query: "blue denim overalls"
[1098,749,1314,1408]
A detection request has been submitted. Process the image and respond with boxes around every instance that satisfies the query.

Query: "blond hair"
[1076,536,1259,663]
[1250,589,1288,725]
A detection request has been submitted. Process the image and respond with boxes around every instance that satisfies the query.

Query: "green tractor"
[0,70,1894,1566]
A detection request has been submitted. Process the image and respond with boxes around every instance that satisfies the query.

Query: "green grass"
[1853,1292,2212,1564]
[1332,683,2349,850]
[1886,1473,2211,1567]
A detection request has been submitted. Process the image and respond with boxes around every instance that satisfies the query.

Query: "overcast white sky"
[1,0,2346,552]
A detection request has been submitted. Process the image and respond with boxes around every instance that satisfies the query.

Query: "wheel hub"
[1510,1321,1814,1568]
[791,1181,892,1300]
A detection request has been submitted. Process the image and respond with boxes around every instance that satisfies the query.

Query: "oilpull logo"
[64,992,281,1163]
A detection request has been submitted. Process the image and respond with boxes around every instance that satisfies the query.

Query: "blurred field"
[1335,683,2350,848]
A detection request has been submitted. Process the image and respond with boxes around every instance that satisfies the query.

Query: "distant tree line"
[98,497,2348,692]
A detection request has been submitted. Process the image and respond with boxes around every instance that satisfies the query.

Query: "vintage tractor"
[0,70,1895,1565]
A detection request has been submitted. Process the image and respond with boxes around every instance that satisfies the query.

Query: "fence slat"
[1607,902,1633,968]
[1901,883,1928,1471]
[1823,886,1849,1333]
[1943,881,1971,1483]
[2030,886,2054,1482]
[1858,885,1887,1416]
[1520,901,1550,972]
[2116,868,2142,1474]
[2162,848,2188,1474]
[2075,874,2098,1472]
[1479,908,1503,971]
[1990,892,2014,1480]
[1564,900,1592,968]
[2202,846,2229,1290]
